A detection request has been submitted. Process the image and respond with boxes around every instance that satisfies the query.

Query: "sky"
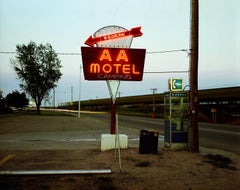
[0,0,239,106]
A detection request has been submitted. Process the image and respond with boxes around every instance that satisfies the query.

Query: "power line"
[0,49,190,56]
[0,51,16,54]
[0,51,82,56]
[57,53,81,56]
[144,71,189,74]
[146,49,190,54]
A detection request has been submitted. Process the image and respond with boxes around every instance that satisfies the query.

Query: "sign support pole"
[107,80,120,134]
[114,113,122,172]
[110,99,116,134]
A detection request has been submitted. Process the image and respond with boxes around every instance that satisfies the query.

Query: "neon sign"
[81,47,146,81]
[85,26,143,47]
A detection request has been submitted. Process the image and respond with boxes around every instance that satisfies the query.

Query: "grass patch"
[21,110,74,117]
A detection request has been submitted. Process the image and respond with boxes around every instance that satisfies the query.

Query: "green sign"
[169,78,183,91]
[171,92,188,97]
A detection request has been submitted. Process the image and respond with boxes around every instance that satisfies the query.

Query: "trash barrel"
[139,130,159,154]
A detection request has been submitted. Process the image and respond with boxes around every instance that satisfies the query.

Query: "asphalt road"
[0,112,239,155]
[83,112,240,155]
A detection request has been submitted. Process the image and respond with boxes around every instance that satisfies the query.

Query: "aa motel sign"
[81,47,146,81]
[81,26,146,81]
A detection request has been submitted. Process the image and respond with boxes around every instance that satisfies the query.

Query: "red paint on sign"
[84,26,143,47]
[81,47,146,81]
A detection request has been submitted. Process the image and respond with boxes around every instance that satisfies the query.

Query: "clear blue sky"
[0,0,239,106]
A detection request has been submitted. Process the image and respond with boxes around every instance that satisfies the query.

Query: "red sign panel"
[81,47,146,81]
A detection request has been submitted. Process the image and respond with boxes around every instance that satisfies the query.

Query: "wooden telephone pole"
[189,0,199,152]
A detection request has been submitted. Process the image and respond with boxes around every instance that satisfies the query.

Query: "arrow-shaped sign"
[173,79,183,89]
[169,78,183,91]
[85,26,143,47]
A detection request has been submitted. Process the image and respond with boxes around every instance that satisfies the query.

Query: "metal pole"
[53,88,55,108]
[78,65,82,119]
[71,86,73,103]
[189,0,199,152]
[71,86,73,110]
[116,114,122,172]
[0,169,111,175]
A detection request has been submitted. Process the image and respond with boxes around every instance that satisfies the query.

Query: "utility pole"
[150,88,158,118]
[189,0,199,152]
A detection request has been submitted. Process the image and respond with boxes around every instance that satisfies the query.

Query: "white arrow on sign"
[107,80,120,104]
[172,79,177,89]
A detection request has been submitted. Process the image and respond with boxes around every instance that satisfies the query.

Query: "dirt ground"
[0,148,239,190]
[0,114,239,190]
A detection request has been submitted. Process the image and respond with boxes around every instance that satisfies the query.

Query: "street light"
[150,88,158,118]
[78,65,82,119]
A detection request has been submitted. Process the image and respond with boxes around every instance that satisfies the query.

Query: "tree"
[11,41,62,114]
[0,90,5,112]
[0,90,3,101]
[6,90,29,109]
[0,90,13,114]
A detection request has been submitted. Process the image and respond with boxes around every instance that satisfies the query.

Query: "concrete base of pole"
[101,134,128,151]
